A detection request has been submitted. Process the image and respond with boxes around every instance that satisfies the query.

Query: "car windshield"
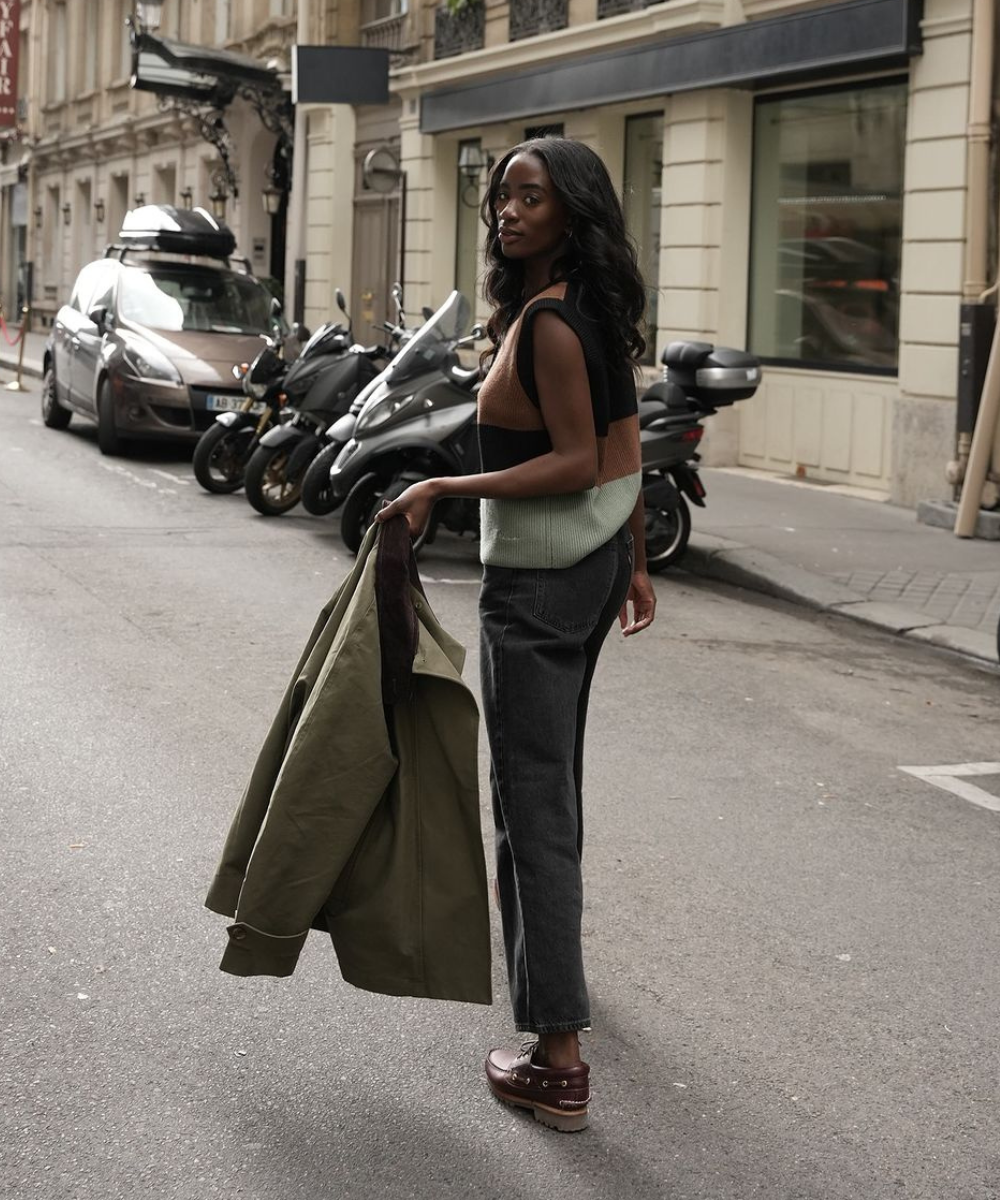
[118,267,274,335]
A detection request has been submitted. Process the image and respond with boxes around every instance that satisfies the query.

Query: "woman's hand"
[373,479,439,538]
[619,569,656,636]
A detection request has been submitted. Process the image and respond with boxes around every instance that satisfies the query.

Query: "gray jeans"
[479,527,633,1033]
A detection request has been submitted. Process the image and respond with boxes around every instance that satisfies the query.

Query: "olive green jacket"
[204,520,491,1005]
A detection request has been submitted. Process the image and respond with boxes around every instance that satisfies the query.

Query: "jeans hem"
[515,1020,592,1034]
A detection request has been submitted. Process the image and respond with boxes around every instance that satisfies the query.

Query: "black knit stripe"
[478,424,554,471]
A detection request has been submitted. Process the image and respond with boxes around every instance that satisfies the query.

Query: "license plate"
[206,394,265,415]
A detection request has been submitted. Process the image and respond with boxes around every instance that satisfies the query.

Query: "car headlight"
[120,339,183,385]
[355,393,416,434]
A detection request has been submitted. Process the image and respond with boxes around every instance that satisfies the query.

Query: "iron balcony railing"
[509,0,569,41]
[434,2,486,59]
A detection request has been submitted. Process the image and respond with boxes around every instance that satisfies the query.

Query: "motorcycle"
[328,290,483,554]
[243,290,387,516]
[191,328,305,495]
[639,341,762,570]
[300,284,412,517]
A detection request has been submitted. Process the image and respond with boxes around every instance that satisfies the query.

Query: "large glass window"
[624,112,663,364]
[749,81,906,373]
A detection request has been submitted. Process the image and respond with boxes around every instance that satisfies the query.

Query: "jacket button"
[229,926,247,941]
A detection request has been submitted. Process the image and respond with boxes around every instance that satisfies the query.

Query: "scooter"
[299,284,412,517]
[640,341,761,569]
[243,290,387,516]
[191,327,306,494]
[327,290,483,554]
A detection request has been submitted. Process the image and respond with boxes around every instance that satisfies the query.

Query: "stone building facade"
[2,0,998,506]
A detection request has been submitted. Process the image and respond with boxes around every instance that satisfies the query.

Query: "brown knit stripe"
[476,349,545,432]
[597,413,641,486]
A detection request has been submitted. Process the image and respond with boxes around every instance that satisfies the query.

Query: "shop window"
[455,139,482,311]
[624,112,663,364]
[749,81,906,373]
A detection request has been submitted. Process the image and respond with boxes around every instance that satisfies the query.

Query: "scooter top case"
[662,341,762,409]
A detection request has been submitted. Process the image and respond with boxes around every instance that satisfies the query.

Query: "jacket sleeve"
[220,589,398,977]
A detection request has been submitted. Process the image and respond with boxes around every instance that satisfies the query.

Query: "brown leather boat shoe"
[485,1043,591,1132]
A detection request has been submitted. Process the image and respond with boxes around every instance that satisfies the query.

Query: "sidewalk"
[0,327,45,379]
[685,468,1000,667]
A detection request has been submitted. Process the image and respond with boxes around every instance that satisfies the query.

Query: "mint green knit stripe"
[480,473,640,569]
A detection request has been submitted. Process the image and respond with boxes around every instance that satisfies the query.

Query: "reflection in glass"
[624,113,663,363]
[118,268,274,334]
[749,82,906,372]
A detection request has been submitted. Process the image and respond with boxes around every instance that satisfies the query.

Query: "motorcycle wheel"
[244,443,304,516]
[300,442,344,516]
[192,423,254,494]
[644,493,691,572]
[340,473,383,555]
[41,365,72,430]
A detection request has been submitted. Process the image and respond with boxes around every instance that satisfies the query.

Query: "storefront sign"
[0,0,19,128]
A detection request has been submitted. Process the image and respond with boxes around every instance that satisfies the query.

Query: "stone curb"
[684,536,998,669]
[0,353,43,380]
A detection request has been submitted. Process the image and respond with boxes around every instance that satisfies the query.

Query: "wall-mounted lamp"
[33,205,42,229]
[134,192,145,208]
[62,202,72,226]
[94,198,105,224]
[135,1,164,33]
[458,142,494,207]
[179,186,193,209]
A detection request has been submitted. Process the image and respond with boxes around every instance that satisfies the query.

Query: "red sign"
[0,0,19,128]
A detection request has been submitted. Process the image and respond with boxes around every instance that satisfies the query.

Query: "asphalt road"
[2,383,999,1200]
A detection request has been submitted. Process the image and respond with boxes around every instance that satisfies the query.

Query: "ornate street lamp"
[62,202,72,226]
[179,186,193,209]
[209,182,228,220]
[262,162,283,216]
[94,198,106,224]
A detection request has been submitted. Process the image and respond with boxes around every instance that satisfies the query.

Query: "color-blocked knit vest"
[477,280,641,569]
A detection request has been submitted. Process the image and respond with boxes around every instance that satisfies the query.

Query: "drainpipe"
[283,0,310,324]
[954,0,1000,535]
[948,0,995,491]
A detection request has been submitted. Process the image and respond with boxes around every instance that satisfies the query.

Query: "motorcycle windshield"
[380,291,470,386]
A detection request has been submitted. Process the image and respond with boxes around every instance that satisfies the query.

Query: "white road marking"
[899,762,1000,813]
[96,461,160,490]
[150,469,191,485]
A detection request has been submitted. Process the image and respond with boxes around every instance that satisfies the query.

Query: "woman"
[376,137,656,1132]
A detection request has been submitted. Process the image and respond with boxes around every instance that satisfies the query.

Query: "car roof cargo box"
[661,341,762,409]
[117,204,237,259]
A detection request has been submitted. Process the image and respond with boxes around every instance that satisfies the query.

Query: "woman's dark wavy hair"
[480,137,646,368]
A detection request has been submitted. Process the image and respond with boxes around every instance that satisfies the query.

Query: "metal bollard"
[5,304,30,392]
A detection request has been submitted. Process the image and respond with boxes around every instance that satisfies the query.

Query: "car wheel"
[97,379,127,456]
[41,365,72,430]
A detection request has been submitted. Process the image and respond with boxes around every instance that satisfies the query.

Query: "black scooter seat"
[660,341,715,369]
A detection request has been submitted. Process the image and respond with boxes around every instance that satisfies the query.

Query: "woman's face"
[493,152,570,264]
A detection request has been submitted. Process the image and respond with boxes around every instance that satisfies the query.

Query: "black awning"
[421,0,922,133]
[131,32,284,107]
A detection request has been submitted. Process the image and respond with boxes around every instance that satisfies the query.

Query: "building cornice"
[391,0,726,97]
